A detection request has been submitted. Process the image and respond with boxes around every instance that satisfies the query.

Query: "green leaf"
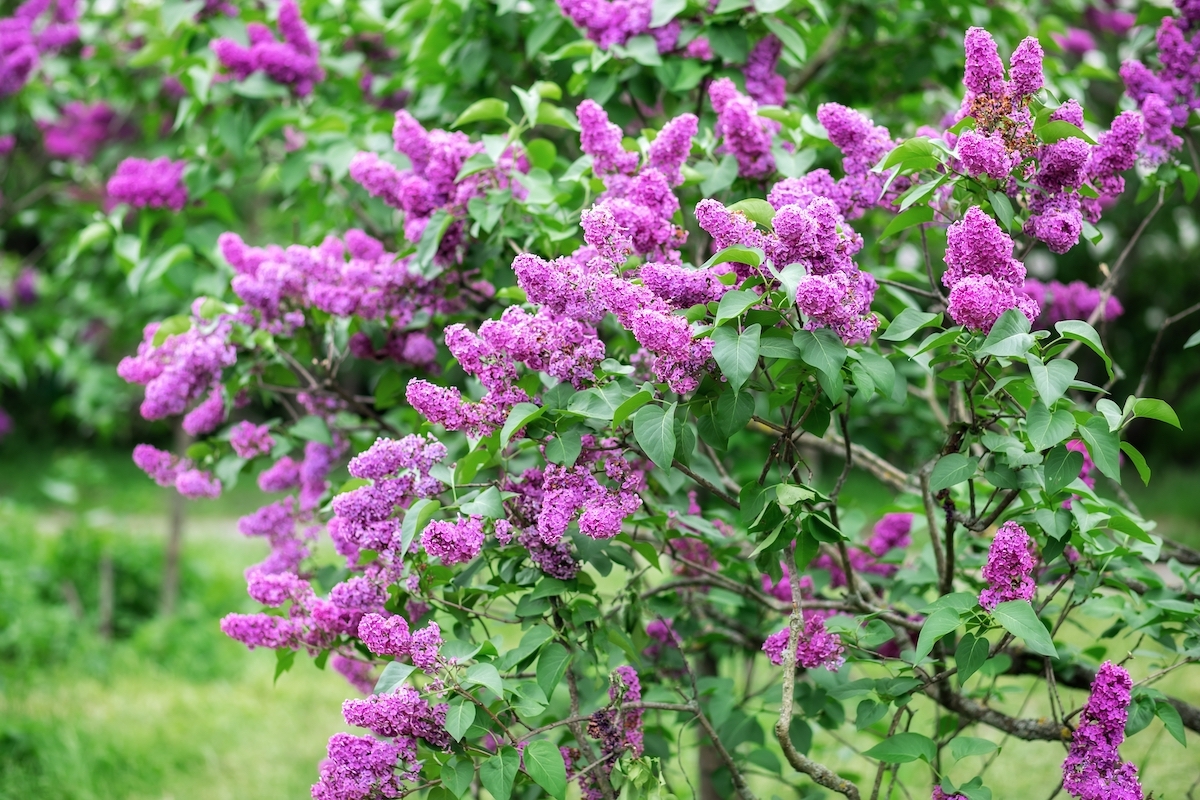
[761,16,806,62]
[863,732,937,764]
[1044,445,1085,496]
[480,748,521,800]
[453,98,511,127]
[444,698,476,742]
[714,289,760,324]
[1133,398,1181,429]
[701,154,739,195]
[1055,320,1113,378]
[1184,329,1200,349]
[880,137,936,171]
[501,402,545,449]
[460,486,504,518]
[879,205,933,240]
[650,0,686,26]
[912,607,962,663]
[465,663,505,698]
[536,643,570,698]
[523,739,567,798]
[623,34,663,66]
[1120,442,1151,486]
[955,633,990,685]
[978,330,1034,358]
[1155,702,1187,747]
[400,498,441,557]
[1036,119,1097,145]
[291,415,333,446]
[634,403,678,470]
[881,309,941,342]
[413,209,453,277]
[949,737,998,760]
[856,699,888,731]
[725,198,776,228]
[613,390,653,428]
[712,324,761,390]
[930,454,978,492]
[793,328,847,381]
[150,314,189,346]
[1027,403,1076,452]
[716,391,755,439]
[988,190,1015,231]
[1078,416,1121,481]
[441,756,474,798]
[991,601,1057,658]
[374,661,417,694]
[702,244,763,269]
[855,351,895,398]
[544,431,583,465]
[497,625,555,670]
[1027,355,1077,408]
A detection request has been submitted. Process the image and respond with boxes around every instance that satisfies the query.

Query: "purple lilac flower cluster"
[1061,661,1143,800]
[212,0,324,96]
[979,521,1037,611]
[762,615,846,672]
[218,227,452,349]
[553,0,704,56]
[817,102,903,218]
[945,28,1142,255]
[350,109,528,252]
[327,434,448,571]
[106,157,189,211]
[536,455,643,544]
[931,788,968,800]
[132,444,222,499]
[942,206,1039,332]
[709,78,778,179]
[813,512,914,587]
[40,101,119,162]
[1021,279,1123,328]
[0,0,78,96]
[695,177,878,343]
[358,614,444,672]
[1119,4,1200,164]
[407,306,605,437]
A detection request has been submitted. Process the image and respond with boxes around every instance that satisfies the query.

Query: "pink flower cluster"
[537,456,643,544]
[350,109,527,252]
[212,0,324,96]
[358,614,443,672]
[979,521,1037,611]
[696,179,878,343]
[942,207,1039,332]
[762,615,846,672]
[117,311,236,423]
[1061,661,1143,800]
[1022,279,1123,328]
[218,228,450,351]
[0,0,78,96]
[553,0,696,54]
[40,101,119,162]
[132,444,222,499]
[1120,7,1200,164]
[709,78,777,179]
[813,512,914,587]
[816,102,902,219]
[106,157,189,211]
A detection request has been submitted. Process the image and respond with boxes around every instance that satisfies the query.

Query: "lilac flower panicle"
[107,157,189,211]
[230,421,275,459]
[1008,36,1045,97]
[709,78,776,179]
[979,521,1037,611]
[942,207,1038,331]
[762,615,845,671]
[422,515,485,565]
[1061,662,1143,800]
[744,35,785,106]
[578,99,638,176]
[963,27,1005,95]
[212,0,324,95]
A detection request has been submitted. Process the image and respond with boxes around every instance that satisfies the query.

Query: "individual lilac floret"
[230,421,275,459]
[709,77,776,179]
[1061,662,1144,800]
[211,0,324,96]
[979,521,1037,611]
[762,616,846,671]
[106,157,189,211]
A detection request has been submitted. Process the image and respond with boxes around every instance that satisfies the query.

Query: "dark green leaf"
[793,328,847,381]
[400,499,441,557]
[480,748,521,800]
[1027,403,1075,452]
[1078,416,1121,481]
[1043,445,1085,496]
[714,289,760,324]
[702,244,764,269]
[955,633,989,685]
[1120,442,1151,486]
[1133,398,1181,429]
[712,324,761,390]
[949,737,998,760]
[453,98,511,127]
[930,454,977,492]
[1036,119,1097,145]
[413,209,453,277]
[1055,320,1113,378]
[501,402,545,449]
[634,403,678,470]
[1156,702,1187,746]
[856,699,888,731]
[879,206,933,240]
[465,663,504,698]
[445,697,476,741]
[536,643,570,697]
[1027,355,1077,408]
[374,661,417,694]
[912,607,962,663]
[716,390,755,439]
[291,415,333,446]
[441,756,474,798]
[881,309,941,342]
[523,740,567,798]
[545,431,583,465]
[991,601,1057,658]
[725,198,776,228]
[650,0,686,26]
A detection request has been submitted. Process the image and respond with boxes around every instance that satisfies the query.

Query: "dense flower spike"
[943,207,1038,331]
[118,315,236,422]
[212,0,324,95]
[709,78,776,179]
[762,615,846,671]
[553,0,696,53]
[744,35,785,106]
[1061,662,1143,799]
[107,157,188,211]
[230,421,275,459]
[40,101,118,162]
[1022,279,1123,327]
[1119,11,1199,163]
[817,103,899,217]
[979,521,1037,611]
[0,0,78,96]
